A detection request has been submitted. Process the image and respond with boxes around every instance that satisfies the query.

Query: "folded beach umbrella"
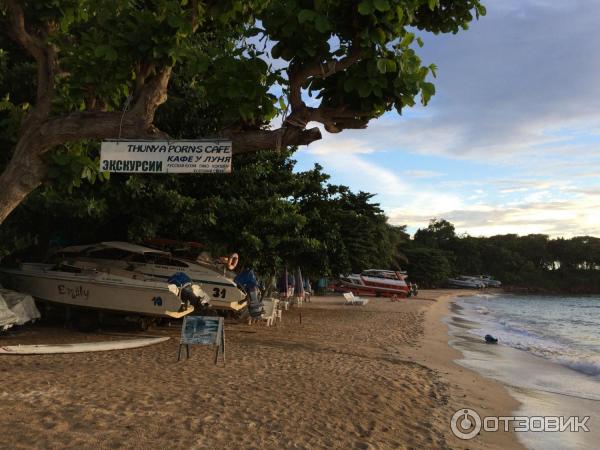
[303,276,311,294]
[295,267,305,297]
[283,266,289,297]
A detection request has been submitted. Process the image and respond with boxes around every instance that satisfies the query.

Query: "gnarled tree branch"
[288,45,362,110]
[284,45,365,134]
[0,64,173,224]
[227,126,322,155]
[130,67,172,128]
[305,106,370,133]
[3,0,56,122]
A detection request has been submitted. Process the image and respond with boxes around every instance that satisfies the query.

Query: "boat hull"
[337,279,409,297]
[446,279,484,289]
[0,265,193,318]
[71,259,246,311]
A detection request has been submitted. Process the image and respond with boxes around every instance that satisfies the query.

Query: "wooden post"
[177,343,190,361]
[221,325,226,365]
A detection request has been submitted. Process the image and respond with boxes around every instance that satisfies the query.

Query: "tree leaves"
[314,15,330,33]
[373,0,390,12]
[0,0,488,237]
[93,45,118,61]
[358,1,374,15]
[45,142,102,193]
[420,81,435,105]
[297,9,316,24]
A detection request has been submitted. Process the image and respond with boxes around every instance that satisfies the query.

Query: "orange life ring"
[226,253,239,270]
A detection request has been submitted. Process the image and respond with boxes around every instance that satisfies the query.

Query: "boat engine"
[168,272,210,312]
[234,268,263,318]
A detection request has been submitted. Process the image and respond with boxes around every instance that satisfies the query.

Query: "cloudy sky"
[293,0,600,237]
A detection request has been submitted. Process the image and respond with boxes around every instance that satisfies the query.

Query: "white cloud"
[306,133,378,156]
[312,152,408,197]
[293,0,600,238]
[297,1,600,168]
[402,170,444,179]
[392,193,600,238]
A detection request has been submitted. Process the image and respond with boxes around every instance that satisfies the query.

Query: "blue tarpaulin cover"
[234,269,258,290]
[168,272,192,287]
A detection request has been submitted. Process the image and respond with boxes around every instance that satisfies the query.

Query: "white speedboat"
[447,276,486,289]
[59,242,247,311]
[0,262,198,319]
[459,275,501,287]
[338,269,410,297]
[479,275,502,287]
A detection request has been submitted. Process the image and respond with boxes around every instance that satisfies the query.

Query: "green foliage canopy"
[0,0,486,224]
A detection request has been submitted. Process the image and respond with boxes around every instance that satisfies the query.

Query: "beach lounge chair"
[343,292,369,306]
[279,299,290,311]
[343,292,353,305]
[260,298,279,326]
[278,297,290,310]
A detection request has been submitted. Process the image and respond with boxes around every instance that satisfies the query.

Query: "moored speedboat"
[337,269,410,297]
[59,241,247,312]
[447,276,486,289]
[479,275,502,287]
[0,262,199,319]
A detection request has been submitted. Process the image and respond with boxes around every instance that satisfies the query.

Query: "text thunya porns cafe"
[100,140,233,174]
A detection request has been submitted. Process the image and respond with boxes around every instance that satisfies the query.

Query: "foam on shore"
[447,295,600,449]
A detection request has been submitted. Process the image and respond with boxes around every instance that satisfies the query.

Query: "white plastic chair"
[261,299,279,326]
[343,292,369,306]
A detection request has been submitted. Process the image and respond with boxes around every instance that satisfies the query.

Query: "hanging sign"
[100,140,232,174]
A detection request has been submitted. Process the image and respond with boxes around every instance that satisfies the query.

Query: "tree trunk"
[0,136,47,224]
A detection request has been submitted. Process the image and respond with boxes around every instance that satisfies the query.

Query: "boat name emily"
[58,285,90,300]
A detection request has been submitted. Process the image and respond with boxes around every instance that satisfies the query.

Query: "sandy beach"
[0,290,522,449]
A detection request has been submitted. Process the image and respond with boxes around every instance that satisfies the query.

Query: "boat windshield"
[53,263,83,273]
[363,270,398,280]
[87,248,133,260]
[152,256,189,267]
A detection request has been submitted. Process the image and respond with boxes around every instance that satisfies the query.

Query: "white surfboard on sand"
[0,336,169,355]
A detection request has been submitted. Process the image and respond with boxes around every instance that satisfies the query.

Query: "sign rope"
[118,95,133,141]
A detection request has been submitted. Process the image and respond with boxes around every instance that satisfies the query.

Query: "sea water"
[447,293,600,450]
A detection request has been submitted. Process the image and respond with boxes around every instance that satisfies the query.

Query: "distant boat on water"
[337,269,411,297]
[479,275,502,287]
[447,276,486,289]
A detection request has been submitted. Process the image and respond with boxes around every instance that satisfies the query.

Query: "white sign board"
[100,140,232,173]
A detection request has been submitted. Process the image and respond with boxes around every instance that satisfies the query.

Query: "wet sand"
[0,291,521,449]
[447,296,600,450]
